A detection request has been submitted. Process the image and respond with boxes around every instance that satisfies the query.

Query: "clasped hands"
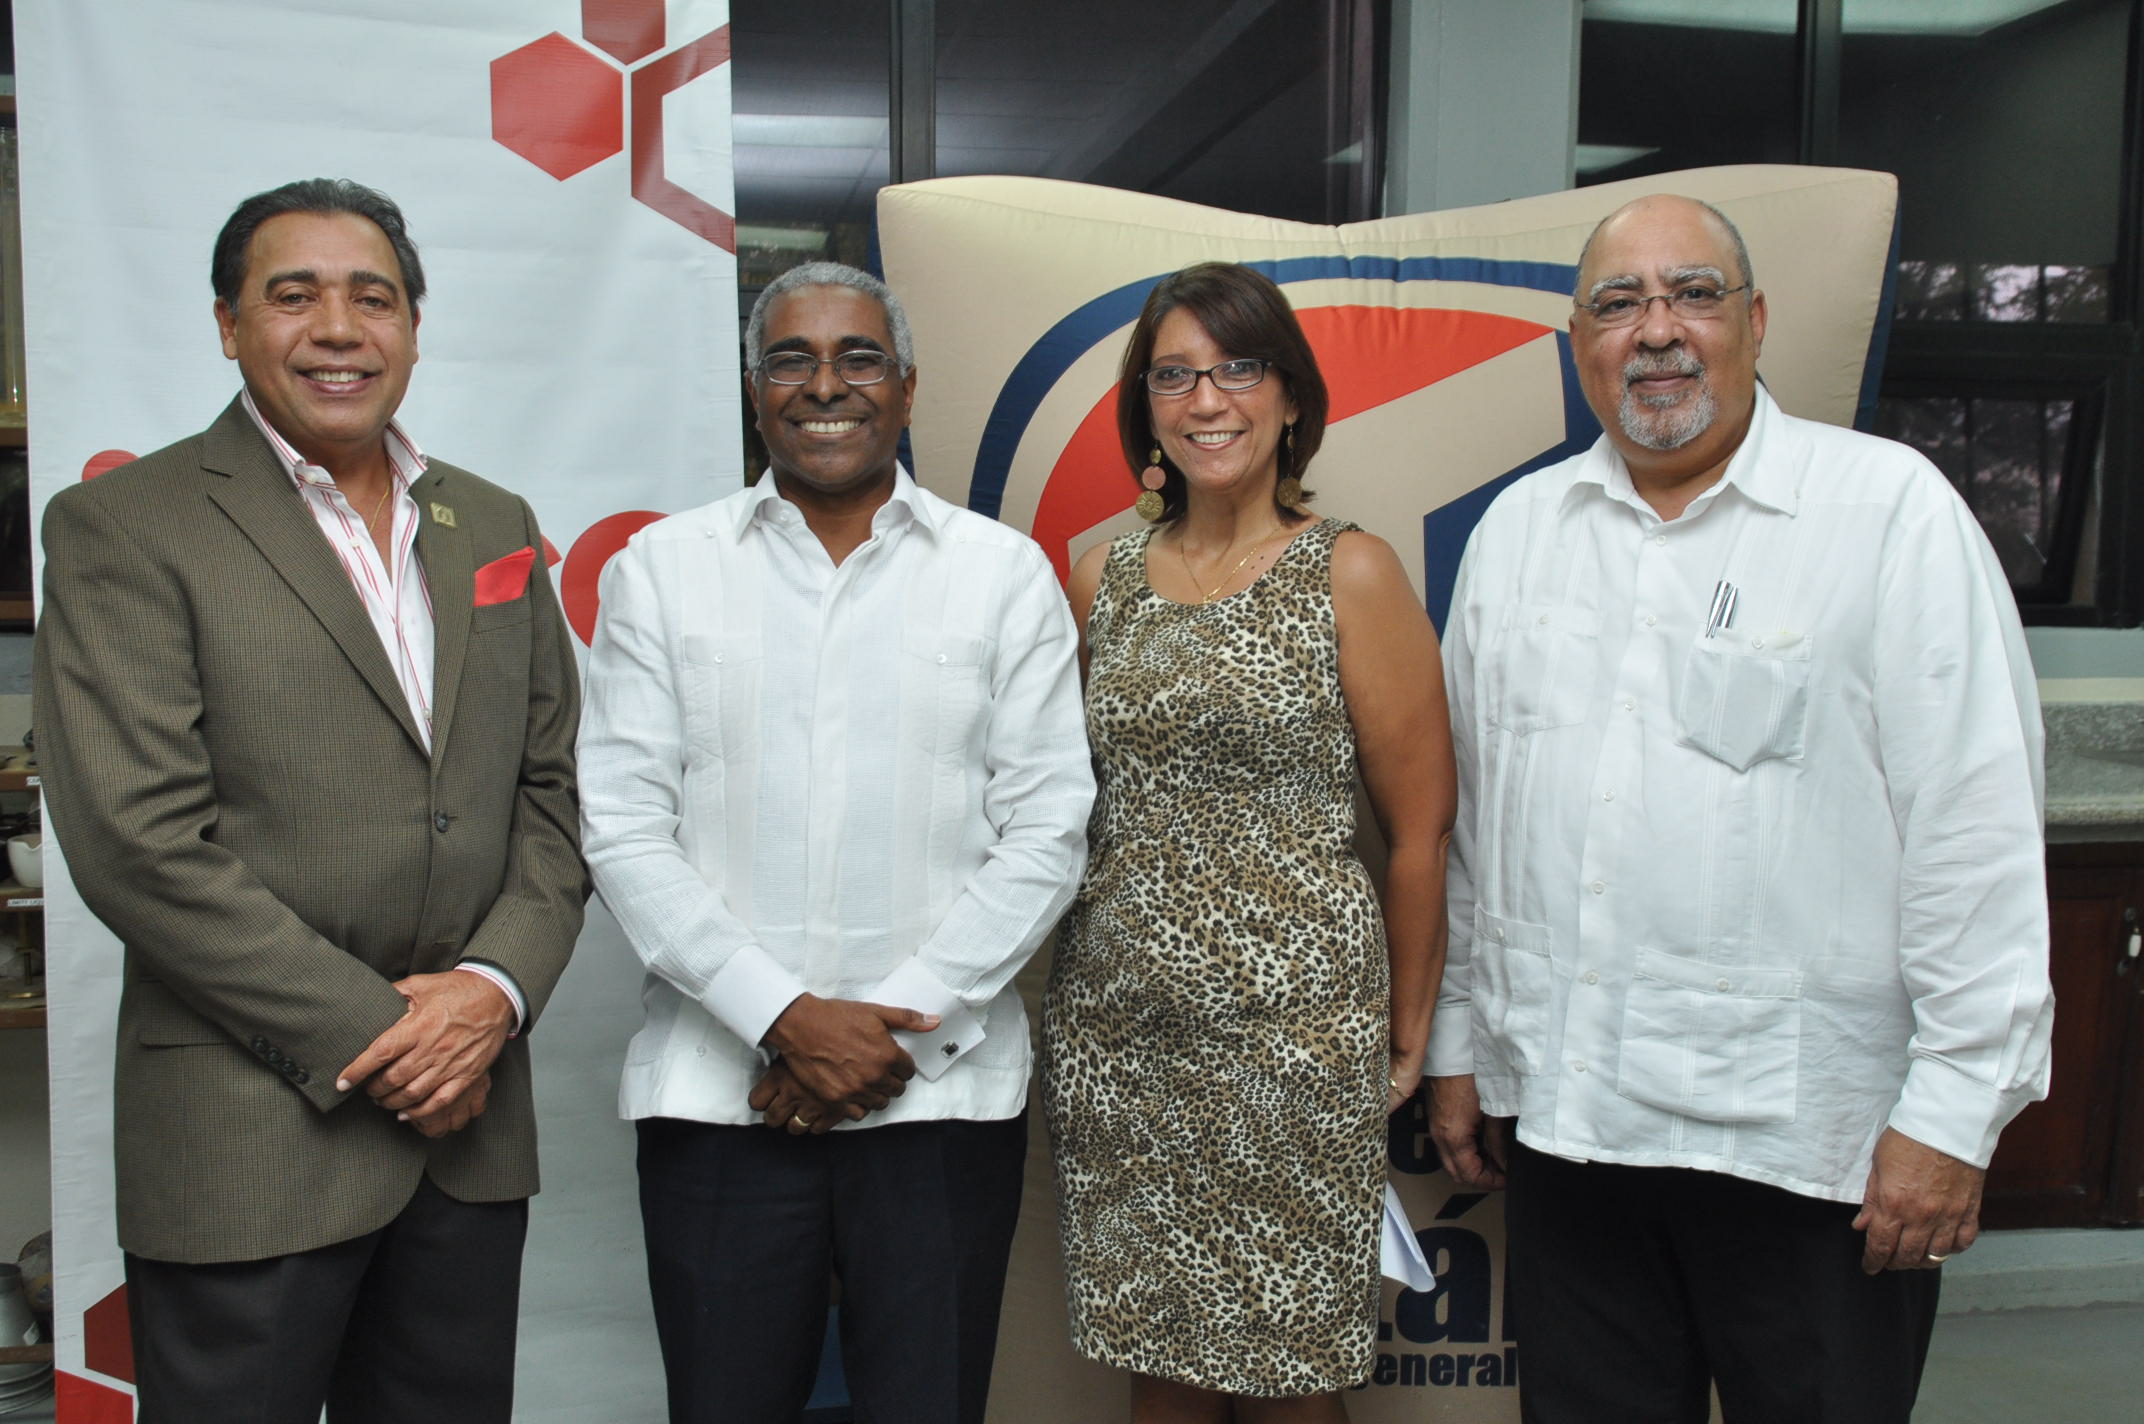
[335,971,515,1139]
[748,994,940,1135]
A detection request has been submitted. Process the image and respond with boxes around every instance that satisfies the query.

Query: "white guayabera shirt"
[1429,388,2053,1202]
[580,469,1094,1128]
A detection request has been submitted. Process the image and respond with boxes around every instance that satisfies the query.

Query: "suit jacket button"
[294,1070,310,1085]
[251,1036,268,1054]
[433,812,450,832]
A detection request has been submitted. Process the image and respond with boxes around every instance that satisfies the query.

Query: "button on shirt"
[580,469,1094,1127]
[1429,388,2053,1202]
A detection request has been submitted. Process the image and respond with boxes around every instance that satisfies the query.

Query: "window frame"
[1797,0,2144,625]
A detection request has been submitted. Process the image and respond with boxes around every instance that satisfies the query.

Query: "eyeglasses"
[1576,284,1751,328]
[1142,359,1269,396]
[756,350,895,385]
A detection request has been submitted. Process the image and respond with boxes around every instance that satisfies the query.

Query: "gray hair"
[1573,196,1755,300]
[745,261,915,375]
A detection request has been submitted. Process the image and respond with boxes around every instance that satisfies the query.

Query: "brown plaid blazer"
[34,397,588,1264]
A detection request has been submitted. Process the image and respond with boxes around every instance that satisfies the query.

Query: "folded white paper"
[1380,1183,1436,1292]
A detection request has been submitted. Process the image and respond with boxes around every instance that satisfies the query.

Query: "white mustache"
[1624,353,1704,384]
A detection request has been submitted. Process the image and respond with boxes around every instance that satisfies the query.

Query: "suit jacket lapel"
[199,398,429,754]
[412,466,472,766]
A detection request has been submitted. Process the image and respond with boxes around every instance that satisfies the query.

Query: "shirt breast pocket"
[1615,947,1802,1124]
[902,631,990,758]
[1483,605,1598,735]
[1676,630,1812,771]
[678,632,762,760]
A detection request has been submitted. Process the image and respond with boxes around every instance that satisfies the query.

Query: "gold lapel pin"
[430,503,456,528]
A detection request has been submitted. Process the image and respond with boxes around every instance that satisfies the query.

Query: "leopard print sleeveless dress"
[1041,518,1387,1397]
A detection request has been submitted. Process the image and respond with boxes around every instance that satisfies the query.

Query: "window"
[1577,1,1800,183]
[1579,0,2144,624]
[730,0,1386,487]
[933,0,1381,224]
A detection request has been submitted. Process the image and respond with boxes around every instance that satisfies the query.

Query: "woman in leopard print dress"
[1042,262,1455,1421]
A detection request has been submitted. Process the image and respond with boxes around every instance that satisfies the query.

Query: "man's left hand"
[1852,1126,1985,1273]
[336,971,514,1120]
[748,1060,849,1135]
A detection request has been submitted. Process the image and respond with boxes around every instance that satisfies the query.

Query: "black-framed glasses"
[756,350,895,385]
[1576,284,1752,328]
[1142,358,1270,396]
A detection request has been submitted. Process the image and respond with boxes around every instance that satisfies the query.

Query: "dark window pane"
[730,0,892,295]
[1842,0,2128,322]
[934,0,1372,223]
[1876,393,2092,590]
[1892,260,1967,322]
[1577,2,1800,185]
[2042,265,2113,323]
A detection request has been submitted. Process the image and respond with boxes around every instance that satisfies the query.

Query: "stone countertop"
[2043,699,2144,839]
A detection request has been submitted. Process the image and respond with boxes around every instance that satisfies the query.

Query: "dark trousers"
[636,1111,1027,1424]
[1506,1142,1940,1424]
[125,1173,529,1424]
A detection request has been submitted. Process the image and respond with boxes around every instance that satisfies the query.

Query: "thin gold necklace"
[363,479,397,535]
[1179,522,1286,604]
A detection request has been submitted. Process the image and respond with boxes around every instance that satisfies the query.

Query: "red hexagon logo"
[491,2,734,253]
[491,32,625,181]
[582,0,664,65]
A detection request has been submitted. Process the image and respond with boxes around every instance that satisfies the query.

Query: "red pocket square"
[473,547,536,607]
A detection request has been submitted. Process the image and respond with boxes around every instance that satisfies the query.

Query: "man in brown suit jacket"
[33,178,586,1423]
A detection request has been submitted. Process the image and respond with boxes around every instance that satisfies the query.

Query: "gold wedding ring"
[792,1113,813,1129]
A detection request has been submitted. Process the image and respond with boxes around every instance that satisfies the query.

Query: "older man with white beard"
[1425,195,2052,1424]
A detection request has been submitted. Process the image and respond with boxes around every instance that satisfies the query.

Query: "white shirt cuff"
[866,958,987,1075]
[452,961,527,1037]
[1887,1054,2014,1169]
[702,943,811,1053]
[1425,1003,1475,1078]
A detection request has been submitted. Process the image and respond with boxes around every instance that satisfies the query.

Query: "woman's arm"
[1331,529,1458,1112]
[1067,539,1111,684]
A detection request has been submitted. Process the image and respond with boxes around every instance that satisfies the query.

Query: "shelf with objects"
[0,748,40,1033]
[0,45,53,1415]
[0,746,47,1413]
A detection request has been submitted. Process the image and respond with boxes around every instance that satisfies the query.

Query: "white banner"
[17,2,738,1416]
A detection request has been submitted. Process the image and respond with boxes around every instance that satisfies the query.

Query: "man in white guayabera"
[578,262,1093,1424]
[1428,194,2052,1424]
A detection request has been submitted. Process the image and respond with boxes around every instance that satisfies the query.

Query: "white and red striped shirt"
[242,389,435,751]
[239,391,525,1031]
